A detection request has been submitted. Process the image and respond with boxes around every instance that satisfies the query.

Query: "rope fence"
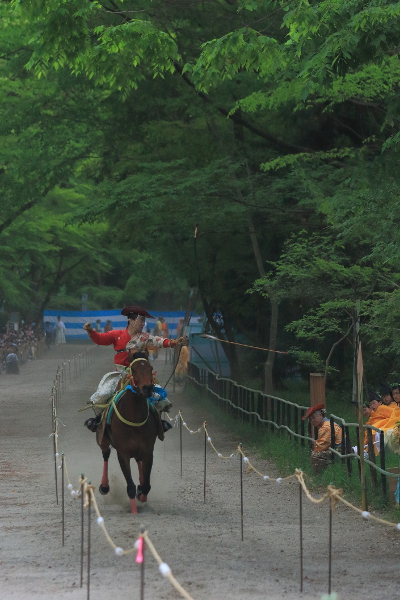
[49,352,400,600]
[187,362,400,505]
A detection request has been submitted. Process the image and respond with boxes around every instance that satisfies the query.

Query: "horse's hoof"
[99,484,109,495]
[130,499,138,514]
[138,494,147,503]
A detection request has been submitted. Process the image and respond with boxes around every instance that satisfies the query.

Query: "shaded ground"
[1,344,399,600]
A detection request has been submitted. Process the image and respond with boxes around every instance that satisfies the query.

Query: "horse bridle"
[128,356,154,388]
[111,357,152,427]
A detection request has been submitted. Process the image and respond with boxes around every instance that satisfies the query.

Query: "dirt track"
[1,344,400,600]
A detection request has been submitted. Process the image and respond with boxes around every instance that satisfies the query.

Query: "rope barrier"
[67,475,196,598]
[164,408,400,529]
[187,373,400,478]
[50,346,400,600]
[142,532,195,600]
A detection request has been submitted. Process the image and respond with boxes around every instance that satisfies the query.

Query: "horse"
[96,354,161,514]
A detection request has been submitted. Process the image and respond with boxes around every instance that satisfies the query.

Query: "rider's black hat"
[121,306,155,319]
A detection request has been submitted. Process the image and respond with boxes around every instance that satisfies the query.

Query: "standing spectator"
[161,317,169,339]
[55,316,66,345]
[95,319,102,332]
[176,318,184,338]
[104,320,113,332]
[154,316,162,336]
[44,322,52,349]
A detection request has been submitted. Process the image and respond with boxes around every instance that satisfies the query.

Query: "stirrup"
[84,415,100,432]
[162,419,173,432]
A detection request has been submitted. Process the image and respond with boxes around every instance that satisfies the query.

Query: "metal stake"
[204,424,207,504]
[87,485,91,600]
[240,445,244,541]
[80,475,84,588]
[299,482,303,592]
[328,499,332,595]
[140,526,145,600]
[179,414,183,478]
[62,454,65,547]
[53,424,58,505]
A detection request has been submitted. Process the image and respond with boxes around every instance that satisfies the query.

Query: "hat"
[302,403,326,420]
[121,306,154,319]
[367,388,381,403]
[379,382,393,399]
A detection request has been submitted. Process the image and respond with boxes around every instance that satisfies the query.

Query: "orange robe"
[364,404,395,445]
[378,405,400,432]
[314,420,342,452]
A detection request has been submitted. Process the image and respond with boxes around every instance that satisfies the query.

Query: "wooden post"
[356,340,367,511]
[310,373,325,407]
[299,483,303,593]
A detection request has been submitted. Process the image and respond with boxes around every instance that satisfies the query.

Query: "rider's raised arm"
[86,328,117,346]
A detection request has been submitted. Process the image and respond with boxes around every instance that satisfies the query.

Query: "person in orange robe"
[302,404,342,474]
[380,382,397,407]
[363,391,394,451]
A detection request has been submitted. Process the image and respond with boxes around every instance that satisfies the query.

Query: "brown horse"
[96,354,160,514]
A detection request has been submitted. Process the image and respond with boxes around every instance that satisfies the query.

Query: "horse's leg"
[99,446,111,495]
[136,454,153,503]
[136,460,144,486]
[117,453,138,514]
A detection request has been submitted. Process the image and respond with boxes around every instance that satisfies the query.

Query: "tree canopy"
[2,0,400,391]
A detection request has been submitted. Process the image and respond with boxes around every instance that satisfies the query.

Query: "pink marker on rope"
[135,537,144,563]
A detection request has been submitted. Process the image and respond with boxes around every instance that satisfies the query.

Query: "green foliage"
[289,348,337,374]
[251,230,400,380]
[5,0,400,394]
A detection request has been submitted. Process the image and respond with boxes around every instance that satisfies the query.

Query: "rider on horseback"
[83,305,187,432]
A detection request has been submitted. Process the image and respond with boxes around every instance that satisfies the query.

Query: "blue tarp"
[189,333,230,377]
[43,309,202,339]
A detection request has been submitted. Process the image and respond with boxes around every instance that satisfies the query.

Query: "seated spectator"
[363,390,394,452]
[391,383,400,405]
[302,404,342,475]
[5,348,19,374]
[380,382,396,406]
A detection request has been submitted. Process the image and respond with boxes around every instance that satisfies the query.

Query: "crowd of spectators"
[0,324,45,374]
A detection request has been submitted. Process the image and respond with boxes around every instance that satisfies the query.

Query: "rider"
[83,305,187,431]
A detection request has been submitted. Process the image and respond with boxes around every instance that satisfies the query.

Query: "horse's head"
[129,354,154,398]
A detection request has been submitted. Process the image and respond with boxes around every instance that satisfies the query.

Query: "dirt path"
[1,345,399,600]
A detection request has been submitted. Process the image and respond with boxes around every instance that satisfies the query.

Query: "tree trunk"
[324,322,353,385]
[264,293,278,395]
[247,212,278,395]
